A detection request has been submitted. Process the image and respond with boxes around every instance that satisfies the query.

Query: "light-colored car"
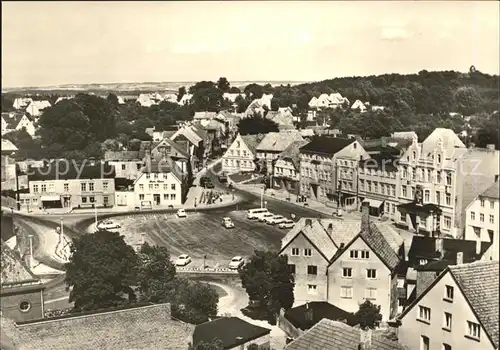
[247,208,269,220]
[278,219,296,229]
[176,209,187,218]
[259,212,275,222]
[266,215,287,225]
[175,254,191,266]
[222,217,235,229]
[229,256,245,269]
[97,220,121,231]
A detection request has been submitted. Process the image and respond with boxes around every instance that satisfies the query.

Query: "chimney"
[435,238,444,259]
[327,223,333,235]
[305,218,313,226]
[456,252,463,265]
[359,328,372,350]
[486,144,496,151]
[361,201,370,232]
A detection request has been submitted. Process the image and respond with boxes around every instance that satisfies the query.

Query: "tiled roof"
[104,151,141,161]
[138,141,161,159]
[268,110,294,127]
[481,181,500,199]
[318,219,361,247]
[152,138,190,160]
[193,111,217,120]
[28,161,115,181]
[171,127,203,146]
[373,222,405,253]
[4,114,27,129]
[279,140,310,169]
[1,140,18,152]
[285,319,405,350]
[449,261,499,348]
[359,222,401,271]
[256,131,304,152]
[284,302,357,330]
[281,218,337,261]
[300,136,353,156]
[193,317,270,349]
[421,128,466,156]
[240,134,265,154]
[3,303,194,350]
[391,131,417,140]
[1,240,39,285]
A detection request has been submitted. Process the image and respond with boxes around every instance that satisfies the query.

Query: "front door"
[153,194,161,206]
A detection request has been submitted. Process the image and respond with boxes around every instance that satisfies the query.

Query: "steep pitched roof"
[2,303,194,350]
[285,319,405,350]
[284,302,357,330]
[300,136,354,156]
[360,222,401,271]
[240,134,264,154]
[1,241,39,286]
[449,261,499,347]
[279,140,310,169]
[480,181,500,200]
[5,114,28,129]
[1,140,18,152]
[280,218,337,261]
[152,137,190,159]
[28,162,115,181]
[104,151,141,162]
[269,110,294,127]
[421,128,466,156]
[256,131,304,152]
[193,317,270,349]
[193,111,217,120]
[318,219,361,247]
[171,126,203,146]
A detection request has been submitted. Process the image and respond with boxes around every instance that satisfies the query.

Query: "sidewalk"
[235,183,362,220]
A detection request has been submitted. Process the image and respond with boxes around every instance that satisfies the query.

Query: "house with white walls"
[351,100,367,112]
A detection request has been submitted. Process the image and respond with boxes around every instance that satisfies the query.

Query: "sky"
[2,1,499,88]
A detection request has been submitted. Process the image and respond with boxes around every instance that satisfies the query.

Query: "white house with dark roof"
[397,260,499,350]
[351,100,367,112]
[222,133,264,174]
[12,97,33,110]
[1,113,36,137]
[104,151,142,180]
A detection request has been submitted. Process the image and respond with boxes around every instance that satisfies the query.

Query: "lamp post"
[28,234,34,268]
[203,254,207,269]
[261,185,265,208]
[94,204,98,229]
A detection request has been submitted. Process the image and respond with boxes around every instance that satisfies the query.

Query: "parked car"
[175,254,191,266]
[204,181,215,189]
[222,217,235,229]
[259,212,275,222]
[247,208,269,220]
[229,256,245,269]
[176,209,187,218]
[266,215,287,225]
[278,219,295,229]
[97,220,121,231]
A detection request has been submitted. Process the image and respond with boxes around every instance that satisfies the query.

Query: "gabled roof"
[4,114,29,129]
[171,126,203,146]
[256,131,303,152]
[299,136,354,156]
[399,261,499,348]
[152,137,190,160]
[239,134,265,154]
[284,302,357,331]
[480,181,500,200]
[278,140,310,169]
[421,128,466,156]
[1,140,18,153]
[285,319,405,350]
[28,161,115,181]
[104,151,141,162]
[268,110,294,127]
[280,218,337,261]
[1,241,39,286]
[193,111,217,120]
[318,219,361,247]
[193,317,270,349]
[2,303,194,350]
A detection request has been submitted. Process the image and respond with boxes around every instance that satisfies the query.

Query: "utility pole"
[94,204,98,229]
[28,234,34,268]
[60,217,64,237]
[261,184,264,208]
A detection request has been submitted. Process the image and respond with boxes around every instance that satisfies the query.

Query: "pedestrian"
[291,213,296,220]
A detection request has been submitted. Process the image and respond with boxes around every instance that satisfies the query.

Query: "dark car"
[200,176,210,186]
[204,181,215,189]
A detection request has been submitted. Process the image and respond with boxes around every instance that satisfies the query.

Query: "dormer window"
[437,154,441,164]
[236,141,240,148]
[412,151,416,160]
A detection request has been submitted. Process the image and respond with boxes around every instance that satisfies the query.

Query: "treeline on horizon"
[1,69,499,162]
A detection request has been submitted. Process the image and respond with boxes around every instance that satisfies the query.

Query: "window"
[171,184,176,190]
[350,250,358,259]
[480,213,484,223]
[137,163,142,170]
[421,336,430,350]
[164,194,168,200]
[361,250,370,259]
[149,184,153,191]
[436,191,441,204]
[444,216,451,229]
[470,211,475,220]
[289,264,296,274]
[304,249,312,257]
[146,173,150,179]
[291,248,299,256]
[342,268,352,278]
[490,201,494,209]
[154,184,159,191]
[444,285,454,301]
[41,184,47,192]
[138,184,143,191]
[446,172,452,185]
[121,164,126,170]
[89,182,95,191]
[307,265,318,275]
[467,321,481,340]
[437,154,442,164]
[81,183,86,192]
[445,193,451,206]
[171,194,176,200]
[340,286,353,299]
[443,344,451,350]
[366,269,377,279]
[418,306,431,323]
[82,197,87,203]
[402,185,407,197]
[33,184,39,193]
[103,196,108,205]
[89,196,95,203]
[307,284,317,294]
[443,312,452,331]
[424,190,430,203]
[103,182,108,191]
[359,179,364,190]
[400,212,406,222]
[480,199,485,207]
[412,151,416,160]
[64,183,69,192]
[19,301,31,313]
[139,194,144,200]
[364,288,377,300]
[490,215,494,224]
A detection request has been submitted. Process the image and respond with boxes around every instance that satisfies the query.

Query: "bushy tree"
[354,300,382,330]
[190,338,224,350]
[237,115,279,135]
[64,230,138,311]
[217,77,230,92]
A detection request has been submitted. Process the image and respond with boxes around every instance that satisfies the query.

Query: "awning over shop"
[362,198,384,208]
[398,202,442,215]
[41,195,61,201]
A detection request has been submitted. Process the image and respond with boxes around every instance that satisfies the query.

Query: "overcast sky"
[2,1,499,88]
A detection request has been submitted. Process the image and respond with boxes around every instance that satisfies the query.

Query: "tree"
[474,112,500,149]
[228,86,241,93]
[354,300,382,330]
[237,115,279,135]
[137,243,177,303]
[217,77,230,92]
[239,250,294,323]
[101,138,121,153]
[107,93,119,105]
[247,344,259,350]
[454,86,483,116]
[190,338,224,350]
[178,86,187,102]
[64,230,138,311]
